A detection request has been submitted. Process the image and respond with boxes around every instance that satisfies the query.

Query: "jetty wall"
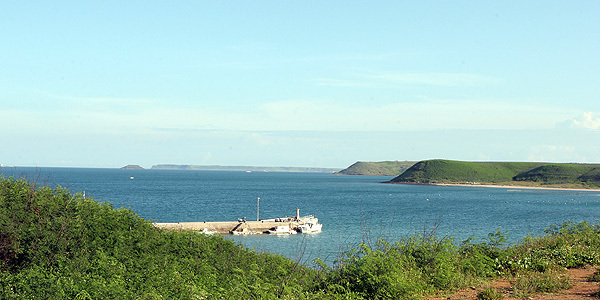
[154,219,316,234]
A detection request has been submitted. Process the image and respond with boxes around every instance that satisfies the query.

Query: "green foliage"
[2,176,600,299]
[476,287,504,300]
[390,159,600,187]
[320,241,430,299]
[335,161,416,176]
[320,233,503,299]
[0,177,321,299]
[322,219,600,299]
[494,221,600,276]
[460,230,508,277]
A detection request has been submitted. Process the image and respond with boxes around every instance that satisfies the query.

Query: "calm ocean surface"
[2,167,600,266]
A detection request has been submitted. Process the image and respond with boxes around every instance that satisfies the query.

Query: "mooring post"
[257,197,260,221]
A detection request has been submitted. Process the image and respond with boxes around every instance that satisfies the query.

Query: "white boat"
[296,222,322,233]
[266,225,297,234]
[199,228,217,235]
[232,230,259,235]
[231,228,260,235]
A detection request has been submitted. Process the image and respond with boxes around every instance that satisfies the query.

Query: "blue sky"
[1,1,599,168]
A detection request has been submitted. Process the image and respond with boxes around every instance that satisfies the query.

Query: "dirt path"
[426,266,599,300]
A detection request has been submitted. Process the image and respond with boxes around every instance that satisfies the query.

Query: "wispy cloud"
[527,145,577,163]
[1,91,579,139]
[212,52,394,69]
[314,72,502,88]
[312,78,388,88]
[249,98,573,131]
[373,72,501,86]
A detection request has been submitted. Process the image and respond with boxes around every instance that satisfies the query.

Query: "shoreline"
[385,181,600,192]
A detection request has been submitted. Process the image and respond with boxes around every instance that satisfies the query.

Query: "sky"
[1,1,599,168]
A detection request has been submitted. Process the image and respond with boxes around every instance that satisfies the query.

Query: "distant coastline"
[121,164,144,170]
[150,164,341,173]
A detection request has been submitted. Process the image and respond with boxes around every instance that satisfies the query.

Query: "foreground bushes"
[317,231,508,299]
[0,177,319,299]
[1,176,599,299]
[317,221,600,299]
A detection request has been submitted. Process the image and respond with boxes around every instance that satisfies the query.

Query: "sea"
[2,167,599,267]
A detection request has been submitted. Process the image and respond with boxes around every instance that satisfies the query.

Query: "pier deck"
[154,218,317,234]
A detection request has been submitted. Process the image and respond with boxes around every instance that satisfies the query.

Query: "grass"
[476,287,504,300]
[1,176,599,299]
[390,159,600,188]
[512,270,572,297]
[391,160,545,183]
[335,161,416,176]
[588,268,600,282]
[513,163,600,185]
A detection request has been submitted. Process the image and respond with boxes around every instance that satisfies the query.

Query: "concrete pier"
[154,217,318,234]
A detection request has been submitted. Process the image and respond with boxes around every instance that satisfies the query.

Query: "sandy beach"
[389,182,600,192]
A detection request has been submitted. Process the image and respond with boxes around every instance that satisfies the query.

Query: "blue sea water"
[2,167,600,266]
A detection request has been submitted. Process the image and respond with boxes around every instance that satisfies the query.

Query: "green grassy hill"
[513,164,600,184]
[580,167,600,183]
[335,161,416,176]
[390,159,600,188]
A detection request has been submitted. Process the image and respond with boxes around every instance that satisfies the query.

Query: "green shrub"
[322,242,428,299]
[322,234,485,299]
[0,177,321,299]
[461,230,508,277]
[495,220,600,275]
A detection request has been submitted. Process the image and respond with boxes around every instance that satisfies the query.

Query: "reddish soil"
[426,266,599,300]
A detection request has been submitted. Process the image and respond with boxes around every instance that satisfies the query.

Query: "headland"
[387,159,600,190]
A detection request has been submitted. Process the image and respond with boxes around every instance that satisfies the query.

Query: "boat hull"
[297,223,322,233]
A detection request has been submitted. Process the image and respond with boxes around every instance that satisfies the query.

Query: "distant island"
[388,159,600,189]
[120,165,144,170]
[151,164,341,173]
[335,161,416,176]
